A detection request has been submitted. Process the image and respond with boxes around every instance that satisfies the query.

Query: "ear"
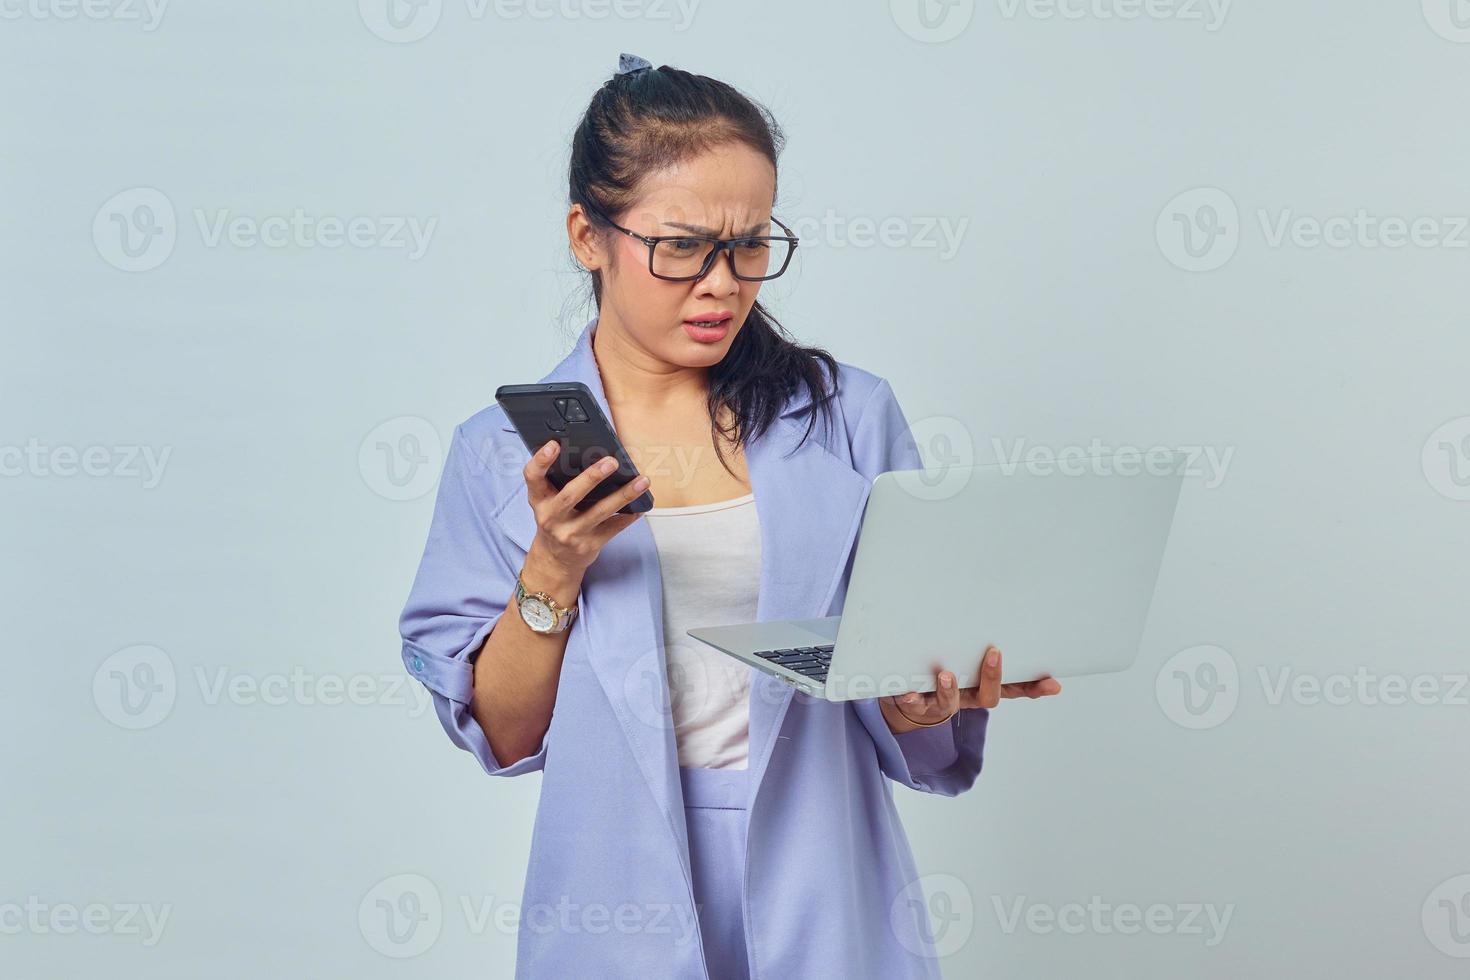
[567,204,608,273]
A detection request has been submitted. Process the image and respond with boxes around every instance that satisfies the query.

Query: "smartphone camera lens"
[557,398,589,423]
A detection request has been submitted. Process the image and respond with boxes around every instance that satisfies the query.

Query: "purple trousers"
[679,765,753,980]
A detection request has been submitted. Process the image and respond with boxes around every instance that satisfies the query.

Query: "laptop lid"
[822,452,1186,701]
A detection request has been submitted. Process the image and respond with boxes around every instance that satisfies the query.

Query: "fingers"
[894,687,947,727]
[974,645,1002,709]
[523,441,629,521]
[523,439,563,506]
[553,454,628,518]
[595,510,646,541]
[1001,677,1063,699]
[955,646,1064,708]
[572,470,652,535]
[933,667,960,717]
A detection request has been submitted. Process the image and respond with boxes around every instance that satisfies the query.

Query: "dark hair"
[566,60,840,473]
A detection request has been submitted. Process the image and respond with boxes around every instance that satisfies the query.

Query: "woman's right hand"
[523,439,650,577]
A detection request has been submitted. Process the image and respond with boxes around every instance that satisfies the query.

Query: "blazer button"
[411,654,424,673]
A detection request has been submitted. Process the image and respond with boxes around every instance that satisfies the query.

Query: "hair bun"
[616,52,653,76]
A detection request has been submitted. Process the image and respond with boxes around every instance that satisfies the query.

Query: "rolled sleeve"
[853,700,989,796]
[398,423,547,777]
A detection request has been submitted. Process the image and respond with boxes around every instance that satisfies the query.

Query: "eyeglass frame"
[580,200,800,282]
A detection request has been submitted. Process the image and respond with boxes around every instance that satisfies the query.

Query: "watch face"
[520,596,556,632]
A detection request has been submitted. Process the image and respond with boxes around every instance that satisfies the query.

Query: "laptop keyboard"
[752,645,834,683]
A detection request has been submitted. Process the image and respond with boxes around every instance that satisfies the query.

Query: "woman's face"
[572,142,778,369]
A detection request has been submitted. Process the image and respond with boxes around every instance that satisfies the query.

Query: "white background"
[3,1,1468,976]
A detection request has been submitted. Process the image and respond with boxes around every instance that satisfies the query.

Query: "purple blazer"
[399,316,989,978]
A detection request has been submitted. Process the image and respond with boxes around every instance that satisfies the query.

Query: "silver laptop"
[687,452,1186,701]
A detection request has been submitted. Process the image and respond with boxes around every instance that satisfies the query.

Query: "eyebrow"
[662,219,773,236]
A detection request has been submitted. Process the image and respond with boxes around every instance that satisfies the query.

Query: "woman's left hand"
[880,645,1061,734]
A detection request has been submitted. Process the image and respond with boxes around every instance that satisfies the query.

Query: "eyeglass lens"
[650,237,792,280]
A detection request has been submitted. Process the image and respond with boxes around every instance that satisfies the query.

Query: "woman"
[398,53,1062,980]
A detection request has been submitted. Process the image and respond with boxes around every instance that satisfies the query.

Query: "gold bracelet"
[892,700,958,729]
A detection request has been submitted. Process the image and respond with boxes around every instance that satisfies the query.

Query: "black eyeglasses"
[582,200,799,282]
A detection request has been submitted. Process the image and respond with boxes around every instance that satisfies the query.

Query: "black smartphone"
[494,381,654,515]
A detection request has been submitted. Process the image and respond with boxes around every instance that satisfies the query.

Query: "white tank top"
[644,491,760,770]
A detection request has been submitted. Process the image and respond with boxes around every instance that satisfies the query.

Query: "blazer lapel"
[490,317,871,894]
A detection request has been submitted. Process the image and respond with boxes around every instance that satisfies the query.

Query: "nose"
[693,247,741,298]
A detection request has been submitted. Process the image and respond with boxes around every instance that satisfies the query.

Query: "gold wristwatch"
[515,569,578,634]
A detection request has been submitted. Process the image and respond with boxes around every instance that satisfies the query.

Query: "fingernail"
[940,673,953,689]
[903,693,918,704]
[986,649,999,667]
[541,442,556,457]
[633,476,650,490]
[600,457,617,473]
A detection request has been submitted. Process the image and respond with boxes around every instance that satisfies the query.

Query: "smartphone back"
[494,381,654,514]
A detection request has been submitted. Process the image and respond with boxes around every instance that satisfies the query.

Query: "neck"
[591,313,709,416]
